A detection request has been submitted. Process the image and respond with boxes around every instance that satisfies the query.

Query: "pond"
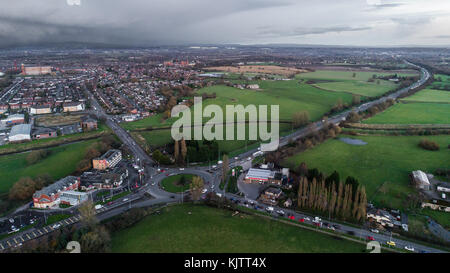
[339,137,367,146]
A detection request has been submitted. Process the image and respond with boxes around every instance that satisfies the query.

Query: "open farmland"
[363,102,450,125]
[313,80,397,97]
[282,135,450,209]
[122,81,352,153]
[110,204,367,253]
[401,88,450,104]
[296,69,418,82]
[204,65,307,77]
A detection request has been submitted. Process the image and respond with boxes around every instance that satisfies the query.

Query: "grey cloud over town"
[0,0,449,47]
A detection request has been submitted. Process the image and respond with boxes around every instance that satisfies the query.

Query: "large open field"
[0,139,100,194]
[122,81,353,153]
[295,69,419,97]
[363,102,450,124]
[401,88,450,104]
[110,204,366,253]
[282,135,450,209]
[313,80,397,97]
[296,69,418,82]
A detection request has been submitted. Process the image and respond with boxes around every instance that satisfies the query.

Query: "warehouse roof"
[9,124,31,136]
[245,168,274,180]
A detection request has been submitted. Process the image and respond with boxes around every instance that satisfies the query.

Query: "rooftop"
[10,124,32,136]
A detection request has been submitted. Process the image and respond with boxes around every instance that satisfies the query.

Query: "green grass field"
[110,204,367,253]
[314,80,397,97]
[401,88,450,104]
[0,139,100,194]
[296,70,418,82]
[161,174,196,193]
[363,102,450,124]
[295,69,419,97]
[430,74,450,90]
[282,135,450,209]
[122,81,352,153]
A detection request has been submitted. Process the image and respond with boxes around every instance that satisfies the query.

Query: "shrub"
[418,139,440,151]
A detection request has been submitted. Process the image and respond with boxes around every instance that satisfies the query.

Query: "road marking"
[26,234,31,240]
[13,238,18,244]
[0,244,4,250]
[64,220,70,224]
[7,241,11,247]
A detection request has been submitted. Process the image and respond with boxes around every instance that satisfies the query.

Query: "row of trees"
[297,175,367,222]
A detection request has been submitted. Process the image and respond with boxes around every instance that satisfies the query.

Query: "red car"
[288,216,295,220]
[367,236,375,241]
[298,218,305,223]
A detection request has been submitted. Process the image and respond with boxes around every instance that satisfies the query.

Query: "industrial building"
[21,65,52,76]
[244,168,283,185]
[1,114,25,126]
[8,124,32,142]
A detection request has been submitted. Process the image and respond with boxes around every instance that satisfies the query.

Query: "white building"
[9,124,32,142]
[60,191,89,206]
[412,170,431,190]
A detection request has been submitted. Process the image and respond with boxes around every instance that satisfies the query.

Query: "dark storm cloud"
[0,0,448,47]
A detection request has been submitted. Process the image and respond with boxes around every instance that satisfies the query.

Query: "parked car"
[298,218,305,223]
[304,217,311,221]
[386,241,396,247]
[404,246,415,252]
[276,210,285,215]
[8,218,14,223]
[288,216,295,220]
[266,206,274,212]
[52,224,61,229]
[367,236,375,241]
[370,229,379,233]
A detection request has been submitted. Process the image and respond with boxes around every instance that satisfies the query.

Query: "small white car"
[52,224,61,229]
[276,210,285,215]
[202,189,207,194]
[404,246,414,252]
[370,229,379,233]
[266,206,274,212]
[179,168,185,171]
[304,217,311,221]
[123,198,129,202]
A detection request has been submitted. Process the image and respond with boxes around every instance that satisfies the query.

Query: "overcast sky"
[0,0,449,47]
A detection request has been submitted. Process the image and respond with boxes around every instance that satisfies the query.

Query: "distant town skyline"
[0,0,449,48]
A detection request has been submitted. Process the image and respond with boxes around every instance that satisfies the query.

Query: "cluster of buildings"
[0,74,88,115]
[0,114,97,144]
[366,207,408,231]
[412,170,450,213]
[243,164,291,205]
[32,149,126,209]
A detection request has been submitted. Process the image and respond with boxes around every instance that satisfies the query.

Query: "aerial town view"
[0,0,448,266]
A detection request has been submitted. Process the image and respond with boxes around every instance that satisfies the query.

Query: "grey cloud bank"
[0,0,449,47]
